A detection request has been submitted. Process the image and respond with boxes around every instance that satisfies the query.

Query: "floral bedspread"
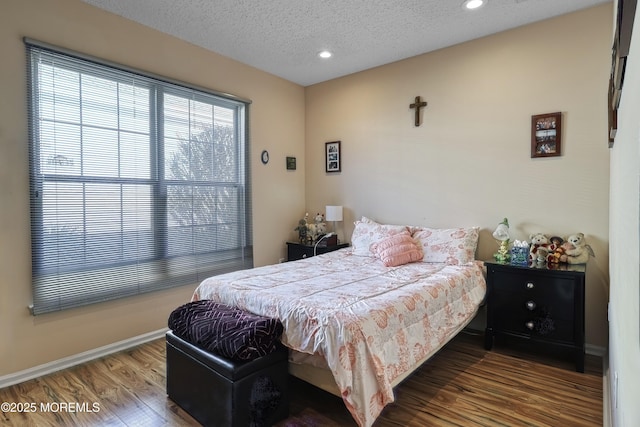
[192,248,486,427]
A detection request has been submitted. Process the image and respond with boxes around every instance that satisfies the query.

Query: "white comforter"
[192,248,486,427]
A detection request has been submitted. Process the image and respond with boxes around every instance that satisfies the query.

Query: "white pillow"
[410,226,479,265]
[351,217,408,256]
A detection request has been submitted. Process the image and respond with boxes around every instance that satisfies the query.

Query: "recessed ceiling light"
[318,50,332,59]
[464,0,485,10]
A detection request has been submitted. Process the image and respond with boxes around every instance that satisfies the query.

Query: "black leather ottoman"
[166,331,289,426]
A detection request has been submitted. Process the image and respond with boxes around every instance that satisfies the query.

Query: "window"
[26,40,252,315]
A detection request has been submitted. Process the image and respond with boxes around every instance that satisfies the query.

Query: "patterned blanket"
[168,300,283,361]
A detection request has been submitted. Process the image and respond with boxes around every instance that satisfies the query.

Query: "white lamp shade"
[325,206,343,222]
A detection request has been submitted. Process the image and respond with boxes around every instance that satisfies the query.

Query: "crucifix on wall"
[409,96,428,127]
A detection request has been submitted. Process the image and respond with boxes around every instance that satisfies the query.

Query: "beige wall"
[305,5,612,348]
[608,1,640,424]
[0,0,305,376]
[0,0,614,380]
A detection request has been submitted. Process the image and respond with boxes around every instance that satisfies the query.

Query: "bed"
[191,219,486,427]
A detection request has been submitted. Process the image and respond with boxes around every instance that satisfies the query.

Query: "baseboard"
[586,343,607,357]
[0,328,168,389]
[602,352,611,427]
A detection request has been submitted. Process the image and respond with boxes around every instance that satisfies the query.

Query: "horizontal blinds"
[26,41,252,315]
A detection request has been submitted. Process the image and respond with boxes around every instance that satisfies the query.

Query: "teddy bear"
[294,218,309,243]
[559,233,595,264]
[546,236,566,264]
[306,212,327,242]
[528,233,554,263]
[314,213,327,236]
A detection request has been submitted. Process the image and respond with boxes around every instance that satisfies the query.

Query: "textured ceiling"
[82,0,611,86]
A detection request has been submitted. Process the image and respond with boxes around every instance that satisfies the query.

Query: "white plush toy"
[528,233,551,263]
[307,212,327,241]
[560,233,595,264]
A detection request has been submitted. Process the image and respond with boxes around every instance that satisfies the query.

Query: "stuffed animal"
[560,233,595,264]
[529,233,552,263]
[295,217,309,243]
[314,213,326,236]
[546,236,565,264]
[306,212,327,242]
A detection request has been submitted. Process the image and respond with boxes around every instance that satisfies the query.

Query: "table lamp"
[325,205,343,244]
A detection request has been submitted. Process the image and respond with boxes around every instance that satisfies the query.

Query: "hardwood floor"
[0,331,602,426]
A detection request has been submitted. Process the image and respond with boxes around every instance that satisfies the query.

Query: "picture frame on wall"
[531,112,562,158]
[608,0,637,147]
[325,141,341,173]
[286,156,296,170]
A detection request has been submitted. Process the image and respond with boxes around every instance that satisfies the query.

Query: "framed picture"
[286,156,296,170]
[325,141,341,173]
[608,0,636,147]
[531,112,562,158]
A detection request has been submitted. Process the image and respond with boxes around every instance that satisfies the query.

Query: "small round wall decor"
[261,150,269,164]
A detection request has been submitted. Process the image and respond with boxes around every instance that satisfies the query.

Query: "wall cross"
[409,96,428,127]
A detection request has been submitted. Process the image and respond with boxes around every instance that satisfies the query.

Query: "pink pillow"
[351,217,408,256]
[370,232,424,267]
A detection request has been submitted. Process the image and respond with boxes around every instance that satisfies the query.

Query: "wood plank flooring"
[0,331,602,426]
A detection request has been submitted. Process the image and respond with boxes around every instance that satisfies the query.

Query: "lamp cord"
[313,232,335,256]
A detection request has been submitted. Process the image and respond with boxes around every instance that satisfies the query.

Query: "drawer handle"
[526,282,535,289]
[525,321,535,330]
[526,301,536,311]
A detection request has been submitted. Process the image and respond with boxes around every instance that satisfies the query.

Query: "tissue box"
[510,246,529,265]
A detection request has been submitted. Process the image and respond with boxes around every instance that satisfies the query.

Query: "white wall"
[305,5,612,348]
[608,1,640,423]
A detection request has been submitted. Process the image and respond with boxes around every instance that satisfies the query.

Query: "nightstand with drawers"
[484,261,586,372]
[286,241,349,261]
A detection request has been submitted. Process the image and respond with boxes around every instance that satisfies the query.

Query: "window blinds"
[25,39,253,315]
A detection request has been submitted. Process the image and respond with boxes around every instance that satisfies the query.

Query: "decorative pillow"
[411,226,479,265]
[168,300,283,361]
[370,232,424,267]
[359,216,377,224]
[351,217,409,256]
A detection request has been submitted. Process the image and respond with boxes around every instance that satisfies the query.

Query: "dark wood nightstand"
[286,241,349,261]
[484,261,586,372]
